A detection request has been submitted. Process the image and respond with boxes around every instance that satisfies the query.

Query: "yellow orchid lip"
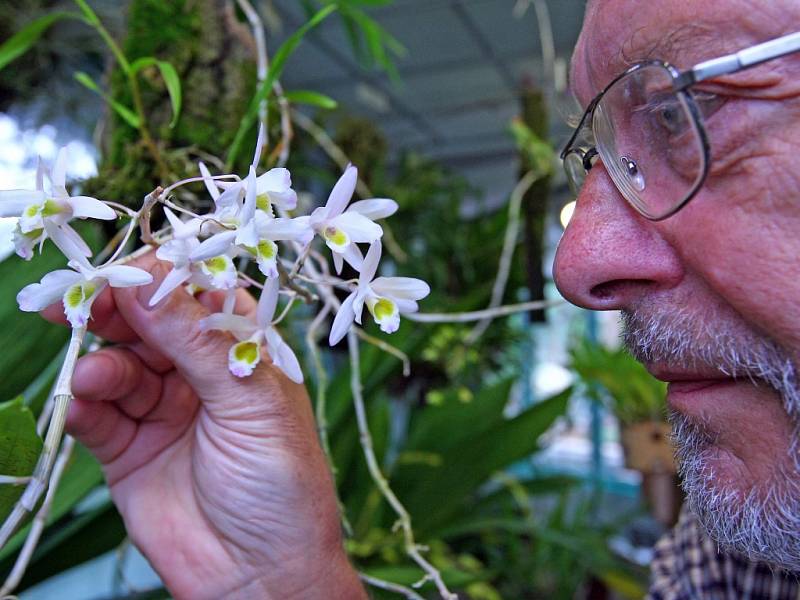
[228,340,261,377]
[323,226,349,249]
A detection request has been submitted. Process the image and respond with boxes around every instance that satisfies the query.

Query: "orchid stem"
[0,437,75,596]
[0,325,86,550]
[347,330,456,600]
[359,572,425,600]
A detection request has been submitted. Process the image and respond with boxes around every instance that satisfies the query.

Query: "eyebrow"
[619,22,720,70]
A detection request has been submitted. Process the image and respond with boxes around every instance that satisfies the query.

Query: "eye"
[648,97,689,135]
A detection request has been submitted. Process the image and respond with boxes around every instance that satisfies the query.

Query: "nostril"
[590,279,655,301]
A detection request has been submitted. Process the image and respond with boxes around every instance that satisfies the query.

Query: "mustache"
[620,309,799,415]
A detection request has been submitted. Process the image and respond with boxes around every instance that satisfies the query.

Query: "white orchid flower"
[17,254,152,328]
[199,124,298,215]
[0,148,116,260]
[149,208,239,306]
[298,165,398,274]
[199,277,303,383]
[192,168,309,279]
[329,241,430,345]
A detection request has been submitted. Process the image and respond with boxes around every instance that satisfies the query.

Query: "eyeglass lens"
[573,64,707,219]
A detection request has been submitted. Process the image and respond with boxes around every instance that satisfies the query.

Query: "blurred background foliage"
[0,0,669,598]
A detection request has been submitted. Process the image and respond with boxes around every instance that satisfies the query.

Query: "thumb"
[111,257,251,396]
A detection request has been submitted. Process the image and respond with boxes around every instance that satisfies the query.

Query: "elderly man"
[41,0,800,598]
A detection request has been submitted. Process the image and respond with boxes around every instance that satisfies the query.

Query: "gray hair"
[621,308,800,570]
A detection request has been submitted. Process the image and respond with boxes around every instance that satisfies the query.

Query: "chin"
[670,408,800,571]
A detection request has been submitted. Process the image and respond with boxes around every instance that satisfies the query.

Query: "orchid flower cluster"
[3,129,430,384]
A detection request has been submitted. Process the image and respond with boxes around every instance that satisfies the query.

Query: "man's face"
[554,0,800,567]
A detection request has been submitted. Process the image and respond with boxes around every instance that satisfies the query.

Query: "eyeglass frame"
[560,30,800,221]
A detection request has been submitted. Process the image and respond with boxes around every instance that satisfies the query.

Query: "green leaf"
[0,444,103,562]
[393,387,571,534]
[0,12,84,72]
[227,4,338,167]
[131,57,183,128]
[74,71,141,129]
[0,398,43,522]
[283,90,338,110]
[72,0,100,26]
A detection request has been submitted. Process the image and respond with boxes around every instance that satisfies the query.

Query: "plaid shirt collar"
[648,506,800,600]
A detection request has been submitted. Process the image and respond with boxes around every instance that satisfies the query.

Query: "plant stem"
[359,572,426,600]
[0,437,75,596]
[406,299,563,324]
[0,326,86,550]
[347,330,456,600]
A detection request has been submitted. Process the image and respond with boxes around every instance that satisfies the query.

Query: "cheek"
[673,160,800,353]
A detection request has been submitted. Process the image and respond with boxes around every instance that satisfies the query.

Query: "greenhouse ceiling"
[275,0,586,197]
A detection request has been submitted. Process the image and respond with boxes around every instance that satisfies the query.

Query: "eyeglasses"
[561,31,800,220]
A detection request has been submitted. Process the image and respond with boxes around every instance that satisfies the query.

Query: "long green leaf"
[0,398,43,522]
[0,12,84,72]
[131,57,183,128]
[0,444,103,562]
[393,387,571,534]
[283,89,338,110]
[74,71,141,129]
[72,0,100,26]
[227,4,337,167]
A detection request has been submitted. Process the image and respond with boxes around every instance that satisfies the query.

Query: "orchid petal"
[190,230,237,262]
[234,220,260,249]
[47,222,92,259]
[199,255,238,289]
[198,161,220,200]
[360,241,382,285]
[13,225,40,261]
[256,168,292,193]
[367,296,400,334]
[17,269,82,312]
[265,328,303,383]
[353,288,370,325]
[330,211,383,244]
[265,189,297,211]
[215,183,243,209]
[0,190,44,217]
[51,147,68,190]
[96,265,154,288]
[62,279,106,328]
[35,157,46,191]
[394,299,419,313]
[68,196,116,220]
[257,277,280,328]
[329,292,357,346]
[199,313,259,340]
[148,265,192,306]
[346,198,398,221]
[371,276,431,301]
[228,339,262,378]
[324,165,357,218]
[259,216,310,241]
[252,122,266,169]
[342,243,364,271]
[332,251,344,274]
[241,166,257,224]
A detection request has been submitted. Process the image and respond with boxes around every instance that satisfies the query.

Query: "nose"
[553,166,684,311]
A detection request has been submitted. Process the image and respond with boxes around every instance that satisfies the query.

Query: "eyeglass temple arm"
[674,31,800,89]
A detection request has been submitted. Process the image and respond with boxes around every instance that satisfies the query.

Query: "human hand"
[42,253,365,600]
